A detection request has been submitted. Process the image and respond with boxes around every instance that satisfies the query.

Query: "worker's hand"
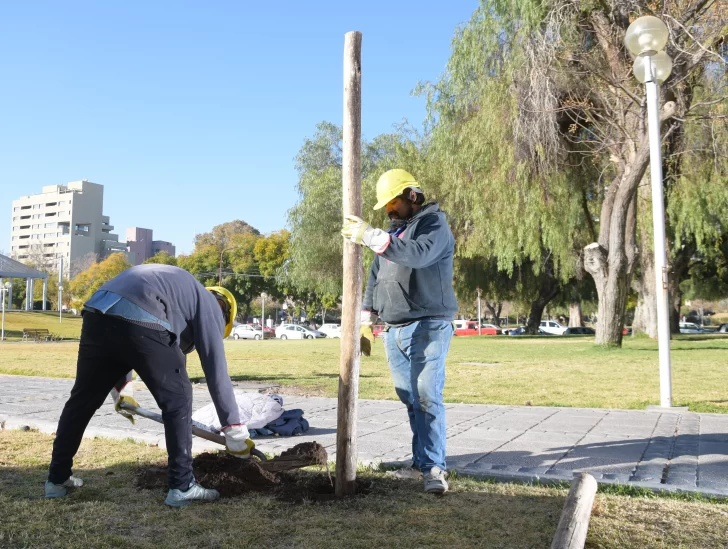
[341,215,391,254]
[111,384,139,425]
[360,310,377,356]
[222,425,255,459]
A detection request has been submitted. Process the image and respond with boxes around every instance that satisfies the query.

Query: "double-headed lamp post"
[625,16,674,408]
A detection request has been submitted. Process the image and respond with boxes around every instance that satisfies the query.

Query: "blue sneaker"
[165,481,220,507]
[45,476,84,498]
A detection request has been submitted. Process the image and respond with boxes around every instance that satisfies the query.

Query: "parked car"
[230,324,274,340]
[372,324,386,337]
[539,320,567,335]
[276,324,327,339]
[679,322,705,334]
[480,323,502,335]
[453,321,479,336]
[508,326,549,336]
[319,323,342,338]
[562,327,596,335]
[718,323,728,333]
[252,324,276,337]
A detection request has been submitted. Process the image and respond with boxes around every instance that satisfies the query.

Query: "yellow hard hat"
[206,286,237,338]
[373,169,421,210]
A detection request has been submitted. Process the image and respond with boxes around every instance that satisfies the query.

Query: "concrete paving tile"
[3,374,728,496]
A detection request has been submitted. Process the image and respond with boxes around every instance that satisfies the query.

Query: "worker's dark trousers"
[48,312,194,490]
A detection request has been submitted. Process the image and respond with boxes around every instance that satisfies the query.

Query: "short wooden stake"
[550,473,598,549]
[335,30,363,498]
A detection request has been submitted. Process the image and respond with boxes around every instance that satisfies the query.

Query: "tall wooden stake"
[336,30,362,497]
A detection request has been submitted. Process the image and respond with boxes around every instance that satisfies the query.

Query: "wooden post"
[550,473,598,549]
[336,30,363,498]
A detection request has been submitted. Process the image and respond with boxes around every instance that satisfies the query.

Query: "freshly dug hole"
[136,442,371,502]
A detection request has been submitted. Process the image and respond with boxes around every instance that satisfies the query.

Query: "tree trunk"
[583,101,675,347]
[633,252,658,338]
[525,266,560,335]
[669,244,693,334]
[484,300,502,326]
[669,282,682,334]
[526,300,547,334]
[568,303,582,327]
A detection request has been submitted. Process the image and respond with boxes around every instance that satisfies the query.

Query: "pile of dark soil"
[135,442,372,503]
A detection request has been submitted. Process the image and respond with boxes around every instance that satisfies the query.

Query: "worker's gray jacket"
[98,265,240,428]
[363,202,458,325]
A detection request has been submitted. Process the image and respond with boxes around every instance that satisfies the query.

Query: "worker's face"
[385,196,414,222]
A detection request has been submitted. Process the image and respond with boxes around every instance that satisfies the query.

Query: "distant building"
[126,227,176,265]
[10,180,128,269]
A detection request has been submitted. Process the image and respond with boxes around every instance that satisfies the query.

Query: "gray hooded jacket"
[363,202,458,325]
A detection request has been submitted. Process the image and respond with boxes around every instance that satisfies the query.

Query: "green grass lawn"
[1,430,726,549]
[1,315,727,412]
[1,311,83,341]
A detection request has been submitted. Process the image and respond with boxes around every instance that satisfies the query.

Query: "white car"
[679,322,704,334]
[318,323,342,338]
[539,320,567,335]
[276,324,327,340]
[230,324,272,340]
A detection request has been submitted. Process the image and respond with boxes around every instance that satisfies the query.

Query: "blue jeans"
[383,319,452,472]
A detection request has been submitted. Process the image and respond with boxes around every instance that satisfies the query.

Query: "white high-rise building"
[10,180,128,270]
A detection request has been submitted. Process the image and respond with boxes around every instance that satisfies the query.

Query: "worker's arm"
[361,256,380,314]
[379,215,453,269]
[192,292,241,429]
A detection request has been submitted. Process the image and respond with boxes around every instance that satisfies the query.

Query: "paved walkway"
[2,374,728,497]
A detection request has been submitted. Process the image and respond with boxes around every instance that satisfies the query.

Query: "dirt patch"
[135,442,372,503]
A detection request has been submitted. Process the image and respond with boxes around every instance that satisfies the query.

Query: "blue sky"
[1,1,477,255]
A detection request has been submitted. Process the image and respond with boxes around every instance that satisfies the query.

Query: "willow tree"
[287,121,412,295]
[419,5,593,333]
[425,0,726,345]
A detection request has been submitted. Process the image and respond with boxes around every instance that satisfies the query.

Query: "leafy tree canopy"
[69,253,132,307]
[143,251,177,266]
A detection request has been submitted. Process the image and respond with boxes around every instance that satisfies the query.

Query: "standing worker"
[45,264,254,507]
[341,169,457,494]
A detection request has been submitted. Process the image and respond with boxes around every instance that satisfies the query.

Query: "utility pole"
[336,30,362,498]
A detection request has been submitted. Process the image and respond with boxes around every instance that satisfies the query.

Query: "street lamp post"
[1,282,11,341]
[625,16,674,408]
[477,288,482,336]
[260,293,267,341]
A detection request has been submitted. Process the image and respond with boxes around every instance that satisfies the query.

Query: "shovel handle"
[119,402,267,460]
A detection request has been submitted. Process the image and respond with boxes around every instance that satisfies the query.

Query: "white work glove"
[110,383,140,425]
[360,310,377,356]
[222,425,255,459]
[341,215,391,254]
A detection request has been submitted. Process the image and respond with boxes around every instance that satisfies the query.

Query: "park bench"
[22,328,52,342]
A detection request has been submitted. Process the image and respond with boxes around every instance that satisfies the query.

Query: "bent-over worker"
[45,264,253,506]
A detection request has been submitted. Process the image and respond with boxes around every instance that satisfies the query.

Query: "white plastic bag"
[192,392,284,431]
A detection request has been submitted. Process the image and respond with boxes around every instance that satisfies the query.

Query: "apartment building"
[10,180,128,269]
[126,227,176,265]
